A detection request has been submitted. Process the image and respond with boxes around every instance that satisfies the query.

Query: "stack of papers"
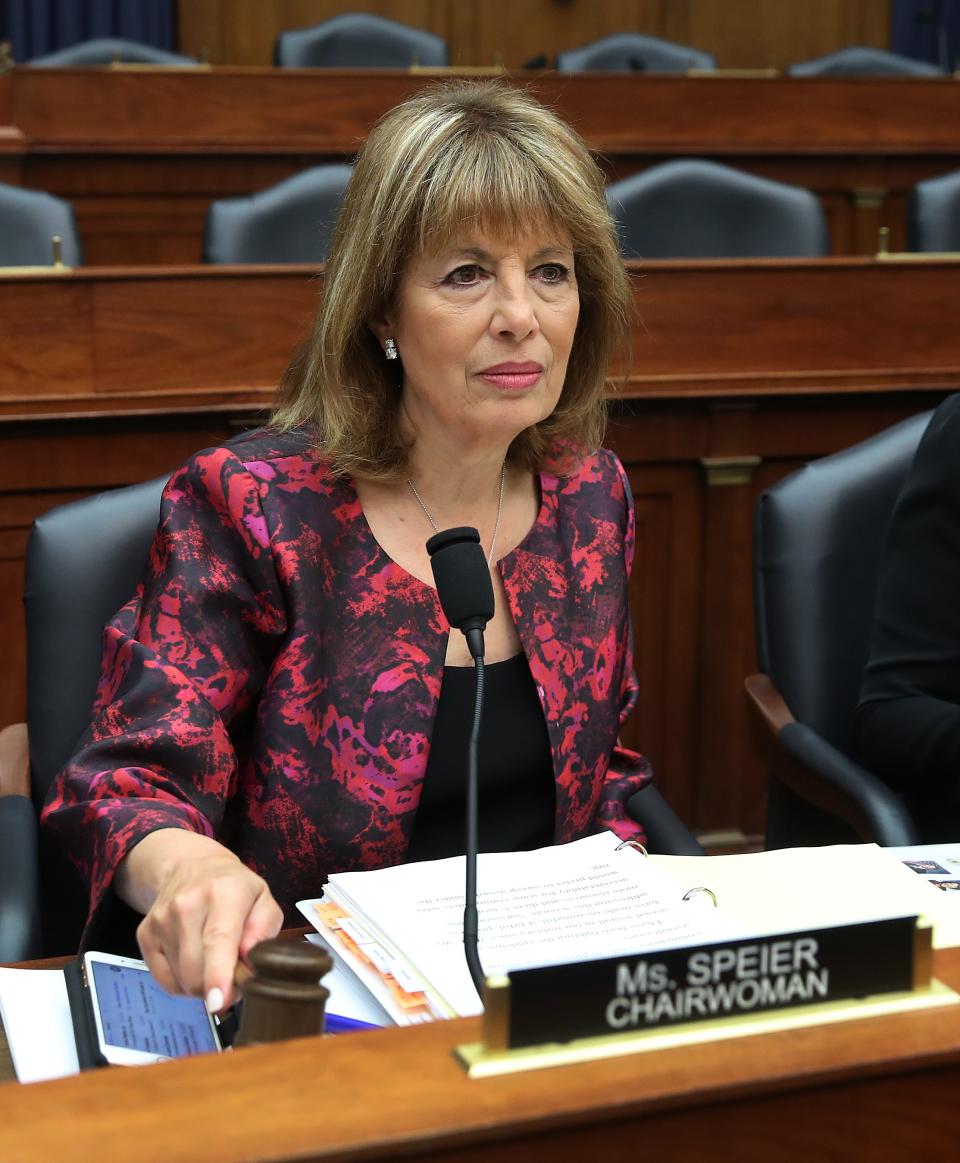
[298,832,960,1026]
[298,832,740,1024]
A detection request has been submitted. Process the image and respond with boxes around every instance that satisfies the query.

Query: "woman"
[42,81,650,1014]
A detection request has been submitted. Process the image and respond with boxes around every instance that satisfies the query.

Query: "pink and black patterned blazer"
[42,428,650,930]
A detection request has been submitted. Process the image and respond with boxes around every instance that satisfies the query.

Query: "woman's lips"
[478,362,544,390]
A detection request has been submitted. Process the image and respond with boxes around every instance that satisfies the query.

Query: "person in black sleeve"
[856,393,960,838]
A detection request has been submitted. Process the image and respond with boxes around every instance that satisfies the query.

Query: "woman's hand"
[115,829,284,1012]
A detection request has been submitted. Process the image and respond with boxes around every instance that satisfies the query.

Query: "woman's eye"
[535,263,570,284]
[445,264,484,286]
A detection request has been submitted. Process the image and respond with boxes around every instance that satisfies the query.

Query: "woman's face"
[378,226,580,456]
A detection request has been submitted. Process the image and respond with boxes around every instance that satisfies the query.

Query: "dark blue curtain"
[1,0,175,63]
[891,0,960,70]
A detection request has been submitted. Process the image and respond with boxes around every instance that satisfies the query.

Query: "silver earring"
[384,338,398,361]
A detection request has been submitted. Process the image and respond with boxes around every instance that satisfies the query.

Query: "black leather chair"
[747,411,934,849]
[788,46,942,76]
[626,787,704,856]
[274,14,447,68]
[0,181,83,266]
[907,169,960,251]
[203,165,353,265]
[605,160,828,259]
[556,33,715,73]
[0,476,167,962]
[28,38,198,66]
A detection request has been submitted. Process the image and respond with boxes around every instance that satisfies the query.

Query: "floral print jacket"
[42,428,650,930]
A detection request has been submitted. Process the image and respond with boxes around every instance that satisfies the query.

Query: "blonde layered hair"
[273,80,631,479]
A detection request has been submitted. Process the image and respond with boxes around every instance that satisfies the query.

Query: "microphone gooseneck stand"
[425,526,493,998]
[463,650,485,996]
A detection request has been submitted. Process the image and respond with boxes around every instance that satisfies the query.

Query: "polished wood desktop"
[1,947,959,1159]
[0,257,955,846]
[3,69,960,262]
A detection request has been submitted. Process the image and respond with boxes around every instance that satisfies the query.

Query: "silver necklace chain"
[407,462,506,568]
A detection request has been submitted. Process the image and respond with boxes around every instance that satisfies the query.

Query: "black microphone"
[426,526,493,998]
[425,527,494,660]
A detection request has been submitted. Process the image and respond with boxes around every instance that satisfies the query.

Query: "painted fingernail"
[205,987,224,1014]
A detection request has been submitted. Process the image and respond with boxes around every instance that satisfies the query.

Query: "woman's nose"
[490,278,538,339]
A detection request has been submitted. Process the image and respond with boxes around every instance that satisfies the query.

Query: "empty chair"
[202,165,353,265]
[908,169,960,251]
[274,14,447,68]
[556,32,715,73]
[0,182,83,266]
[789,46,942,77]
[747,412,933,849]
[605,160,828,259]
[28,37,198,66]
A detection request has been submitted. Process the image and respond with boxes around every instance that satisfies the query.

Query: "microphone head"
[426,526,494,633]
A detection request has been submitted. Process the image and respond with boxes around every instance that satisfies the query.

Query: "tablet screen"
[90,961,219,1056]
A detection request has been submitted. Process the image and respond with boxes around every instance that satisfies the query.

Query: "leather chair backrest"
[556,33,715,72]
[605,159,828,259]
[26,476,168,808]
[274,13,447,68]
[203,165,353,264]
[907,169,960,251]
[788,45,942,76]
[28,37,198,66]
[25,476,167,952]
[754,411,933,755]
[0,181,83,266]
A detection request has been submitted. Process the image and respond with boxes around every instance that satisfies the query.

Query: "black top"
[405,654,555,862]
[856,392,960,835]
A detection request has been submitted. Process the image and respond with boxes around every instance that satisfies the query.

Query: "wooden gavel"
[232,938,333,1047]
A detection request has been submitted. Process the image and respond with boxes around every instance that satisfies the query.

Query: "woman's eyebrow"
[444,246,490,262]
[442,244,573,263]
[531,244,574,260]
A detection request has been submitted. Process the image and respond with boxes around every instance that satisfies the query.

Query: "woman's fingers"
[137,915,183,997]
[200,877,262,1010]
[238,884,284,963]
[131,848,281,1010]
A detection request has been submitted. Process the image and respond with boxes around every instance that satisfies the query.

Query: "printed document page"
[0,967,77,1083]
[653,842,960,948]
[300,831,743,1019]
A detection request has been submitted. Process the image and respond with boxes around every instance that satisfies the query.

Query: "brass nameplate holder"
[686,68,780,78]
[0,234,73,277]
[408,65,506,76]
[456,916,956,1078]
[876,251,960,263]
[106,62,211,71]
[875,225,960,262]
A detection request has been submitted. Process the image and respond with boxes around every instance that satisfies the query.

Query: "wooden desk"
[1,948,960,1160]
[2,257,959,412]
[3,69,960,262]
[0,258,955,846]
[0,265,311,418]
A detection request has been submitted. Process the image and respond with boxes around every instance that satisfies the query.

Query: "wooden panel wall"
[659,0,891,71]
[178,0,450,66]
[177,0,892,69]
